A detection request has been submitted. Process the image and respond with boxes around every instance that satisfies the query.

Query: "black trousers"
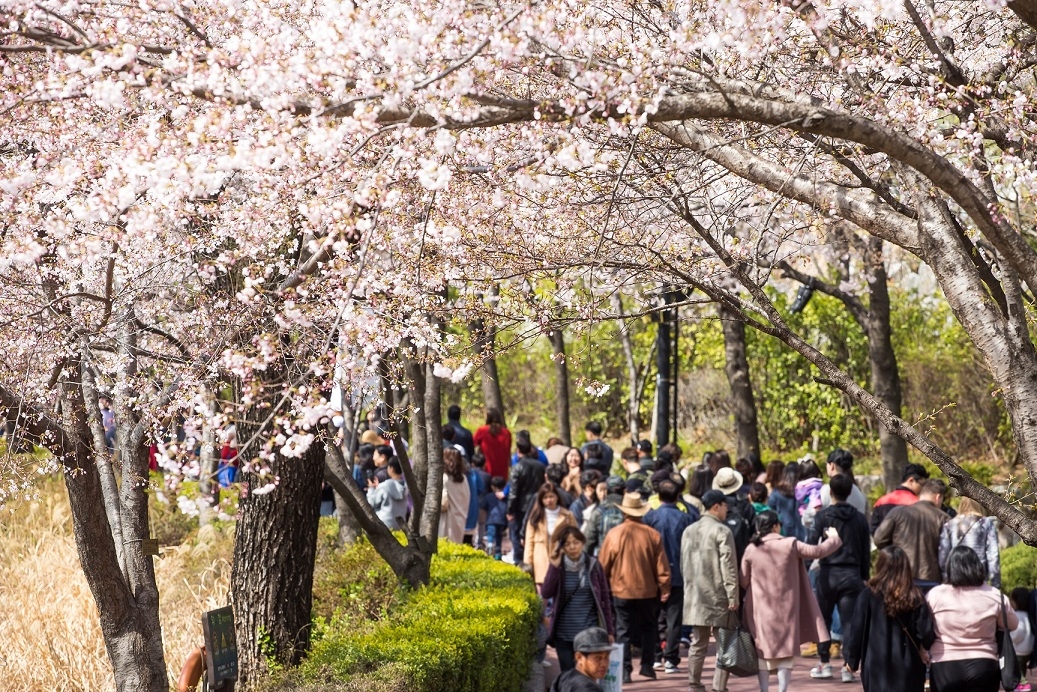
[930,658,1000,692]
[509,511,526,563]
[614,597,660,674]
[658,586,684,665]
[817,567,864,663]
[555,640,576,672]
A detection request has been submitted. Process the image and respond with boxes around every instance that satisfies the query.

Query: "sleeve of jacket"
[522,519,536,567]
[654,529,671,599]
[938,521,952,582]
[873,510,896,548]
[542,562,561,599]
[843,589,870,672]
[805,508,824,545]
[796,534,842,560]
[592,561,615,636]
[916,601,936,649]
[507,464,522,515]
[985,518,1001,588]
[858,518,871,581]
[597,532,615,581]
[719,530,739,608]
[585,509,601,554]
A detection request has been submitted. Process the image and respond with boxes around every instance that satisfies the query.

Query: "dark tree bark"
[231,423,324,684]
[863,239,910,490]
[470,316,505,417]
[719,303,762,460]
[549,328,572,446]
[655,312,671,448]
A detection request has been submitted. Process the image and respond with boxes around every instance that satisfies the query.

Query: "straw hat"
[712,467,744,495]
[617,492,650,517]
[360,430,384,445]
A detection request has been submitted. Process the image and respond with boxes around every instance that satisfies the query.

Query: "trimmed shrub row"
[299,540,539,692]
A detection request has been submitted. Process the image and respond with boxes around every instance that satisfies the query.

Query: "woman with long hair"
[439,448,471,544]
[560,447,585,495]
[524,482,577,588]
[763,460,785,494]
[767,463,802,539]
[844,546,935,691]
[741,510,842,692]
[541,525,615,671]
[927,546,1018,692]
[684,466,713,514]
[939,496,1001,587]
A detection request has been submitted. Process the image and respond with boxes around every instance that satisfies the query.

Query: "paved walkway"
[543,644,861,691]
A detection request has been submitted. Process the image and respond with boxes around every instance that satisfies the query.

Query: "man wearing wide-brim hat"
[712,466,755,564]
[597,492,671,683]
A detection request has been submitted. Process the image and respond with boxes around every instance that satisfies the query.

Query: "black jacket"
[448,420,475,460]
[508,456,546,515]
[550,669,602,692]
[844,588,934,692]
[808,503,872,581]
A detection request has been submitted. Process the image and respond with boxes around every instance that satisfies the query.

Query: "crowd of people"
[355,405,1037,692]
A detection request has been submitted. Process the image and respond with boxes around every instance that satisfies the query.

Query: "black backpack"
[724,496,754,563]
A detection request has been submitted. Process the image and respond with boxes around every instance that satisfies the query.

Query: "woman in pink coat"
[741,510,842,692]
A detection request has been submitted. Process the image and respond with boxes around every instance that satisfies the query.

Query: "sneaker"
[680,636,692,648]
[801,642,818,657]
[810,663,833,679]
[842,669,856,683]
[665,662,679,674]
[653,661,664,670]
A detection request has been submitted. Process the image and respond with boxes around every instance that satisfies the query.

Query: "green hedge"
[1002,542,1037,591]
[298,540,539,692]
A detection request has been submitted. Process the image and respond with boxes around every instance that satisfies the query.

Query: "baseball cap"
[702,489,727,509]
[605,475,626,493]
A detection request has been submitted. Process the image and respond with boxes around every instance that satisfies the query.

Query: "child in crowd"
[481,476,509,559]
[1012,587,1034,691]
[471,451,491,549]
[795,457,824,531]
[749,482,769,515]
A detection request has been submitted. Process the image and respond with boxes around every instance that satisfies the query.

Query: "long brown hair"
[869,546,923,617]
[443,448,465,483]
[764,461,785,489]
[526,482,561,528]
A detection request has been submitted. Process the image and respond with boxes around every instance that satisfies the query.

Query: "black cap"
[637,439,653,454]
[573,626,614,654]
[702,489,727,509]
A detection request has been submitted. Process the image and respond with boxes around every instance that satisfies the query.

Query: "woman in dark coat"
[844,546,936,691]
[542,524,614,671]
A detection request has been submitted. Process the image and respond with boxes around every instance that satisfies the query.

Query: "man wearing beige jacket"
[681,489,739,692]
[598,492,671,684]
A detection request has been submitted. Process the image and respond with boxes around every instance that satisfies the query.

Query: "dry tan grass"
[0,477,233,691]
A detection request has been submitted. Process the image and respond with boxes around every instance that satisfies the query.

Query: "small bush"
[1002,543,1037,591]
[296,540,539,692]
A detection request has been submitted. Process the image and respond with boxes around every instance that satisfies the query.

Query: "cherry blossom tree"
[5,0,1037,689]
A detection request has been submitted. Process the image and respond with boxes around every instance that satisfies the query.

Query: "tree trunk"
[549,328,572,445]
[655,311,671,448]
[612,295,641,443]
[231,430,324,683]
[198,391,219,526]
[470,316,505,416]
[719,304,761,460]
[864,239,909,491]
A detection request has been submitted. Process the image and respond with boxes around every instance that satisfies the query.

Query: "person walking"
[473,408,512,480]
[741,510,841,691]
[584,475,625,555]
[681,489,739,692]
[507,438,547,563]
[597,492,670,683]
[843,546,936,692]
[366,457,408,529]
[524,482,577,589]
[549,627,614,692]
[806,474,871,681]
[444,404,475,459]
[927,545,1018,692]
[939,496,1001,588]
[542,525,615,672]
[712,466,754,564]
[581,421,614,474]
[440,448,471,544]
[561,447,585,495]
[644,478,697,674]
[819,448,867,513]
[870,462,930,534]
[874,479,950,590]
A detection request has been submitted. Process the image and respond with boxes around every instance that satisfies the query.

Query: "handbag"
[716,612,759,677]
[997,591,1021,692]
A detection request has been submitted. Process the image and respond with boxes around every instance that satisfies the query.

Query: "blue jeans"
[485,524,506,559]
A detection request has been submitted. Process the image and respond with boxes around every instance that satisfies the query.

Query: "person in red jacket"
[869,463,929,534]
[473,408,511,480]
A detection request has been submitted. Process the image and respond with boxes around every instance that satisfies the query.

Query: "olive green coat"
[681,513,739,627]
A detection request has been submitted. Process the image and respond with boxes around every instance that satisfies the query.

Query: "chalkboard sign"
[202,606,238,689]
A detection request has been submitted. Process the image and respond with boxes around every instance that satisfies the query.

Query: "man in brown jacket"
[874,479,949,591]
[598,492,671,684]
